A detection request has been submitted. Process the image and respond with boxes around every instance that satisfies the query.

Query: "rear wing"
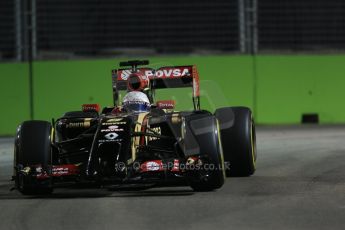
[111,65,200,109]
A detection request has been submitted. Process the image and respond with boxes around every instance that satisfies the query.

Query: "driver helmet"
[122,91,151,113]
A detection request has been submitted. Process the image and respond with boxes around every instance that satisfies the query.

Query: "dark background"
[1,0,345,60]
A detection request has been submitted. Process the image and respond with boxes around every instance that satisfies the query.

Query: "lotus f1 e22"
[13,60,257,194]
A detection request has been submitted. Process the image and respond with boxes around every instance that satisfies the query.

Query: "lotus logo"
[104,132,118,140]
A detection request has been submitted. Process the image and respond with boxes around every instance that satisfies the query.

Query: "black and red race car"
[13,60,257,194]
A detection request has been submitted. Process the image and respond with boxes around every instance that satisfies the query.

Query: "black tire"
[186,115,225,191]
[14,120,53,195]
[215,107,256,177]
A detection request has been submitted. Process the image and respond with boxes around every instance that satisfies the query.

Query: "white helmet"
[122,91,151,113]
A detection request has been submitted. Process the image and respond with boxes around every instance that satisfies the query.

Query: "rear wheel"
[185,115,225,191]
[215,107,256,177]
[14,121,53,195]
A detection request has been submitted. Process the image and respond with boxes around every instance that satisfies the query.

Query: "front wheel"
[185,115,225,191]
[14,120,54,195]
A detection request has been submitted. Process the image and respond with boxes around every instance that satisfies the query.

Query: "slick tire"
[14,121,53,195]
[215,107,257,177]
[186,115,225,191]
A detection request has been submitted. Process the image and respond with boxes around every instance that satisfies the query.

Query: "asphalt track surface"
[0,126,345,230]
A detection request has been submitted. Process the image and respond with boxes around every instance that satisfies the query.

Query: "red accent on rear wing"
[112,65,200,97]
[82,104,100,113]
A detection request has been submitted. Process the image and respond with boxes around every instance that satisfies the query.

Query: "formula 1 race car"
[13,60,257,195]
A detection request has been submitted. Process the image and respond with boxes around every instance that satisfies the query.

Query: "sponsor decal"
[53,167,70,175]
[106,118,123,122]
[82,104,100,112]
[147,127,161,141]
[146,161,160,171]
[154,68,190,78]
[98,139,122,143]
[120,68,190,80]
[51,165,80,176]
[141,161,162,172]
[156,100,175,109]
[36,164,80,179]
[158,102,174,108]
[102,118,127,125]
[102,122,127,125]
[123,100,148,106]
[101,125,124,132]
[140,160,186,172]
[104,132,118,140]
[66,122,84,128]
[66,121,91,128]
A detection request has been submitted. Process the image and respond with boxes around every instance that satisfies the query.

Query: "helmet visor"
[123,101,150,113]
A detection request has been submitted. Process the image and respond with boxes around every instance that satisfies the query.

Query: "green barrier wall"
[257,56,345,124]
[1,55,345,135]
[0,63,30,135]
